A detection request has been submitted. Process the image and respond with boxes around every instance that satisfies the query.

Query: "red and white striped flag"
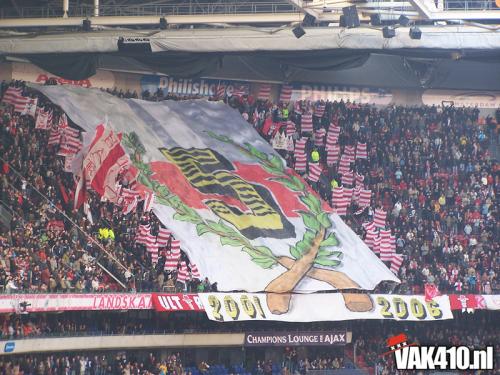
[285,121,296,137]
[332,187,349,216]
[164,250,181,271]
[2,87,29,113]
[326,144,340,166]
[390,253,404,274]
[147,242,159,263]
[231,84,248,97]
[295,138,308,153]
[257,84,271,100]
[329,123,341,138]
[336,200,349,216]
[2,87,22,105]
[307,162,322,182]
[143,191,154,212]
[279,85,293,102]
[364,228,378,249]
[342,171,354,186]
[362,221,376,231]
[355,173,365,186]
[314,127,326,144]
[373,208,387,228]
[294,153,307,172]
[380,237,394,261]
[343,187,353,203]
[338,155,351,175]
[157,227,172,247]
[326,133,338,150]
[379,229,391,239]
[190,263,201,279]
[314,128,326,147]
[389,235,397,253]
[58,133,82,156]
[332,187,344,204]
[136,223,151,244]
[171,239,181,252]
[48,126,61,146]
[372,236,381,255]
[177,261,190,283]
[314,103,326,118]
[216,84,226,99]
[301,113,313,133]
[344,145,355,159]
[358,189,372,207]
[356,142,368,159]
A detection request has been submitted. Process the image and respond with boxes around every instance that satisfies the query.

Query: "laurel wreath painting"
[122,131,373,314]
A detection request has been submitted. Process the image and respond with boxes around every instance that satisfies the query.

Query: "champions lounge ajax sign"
[244,331,347,346]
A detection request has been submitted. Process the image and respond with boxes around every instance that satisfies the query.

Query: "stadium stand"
[0,70,498,374]
[0,0,499,370]
[0,80,496,295]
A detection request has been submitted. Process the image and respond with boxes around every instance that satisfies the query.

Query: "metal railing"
[443,0,498,10]
[0,2,299,19]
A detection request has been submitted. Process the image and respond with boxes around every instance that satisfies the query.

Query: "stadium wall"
[0,333,245,355]
[3,61,500,111]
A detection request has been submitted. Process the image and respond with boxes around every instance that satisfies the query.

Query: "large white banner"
[199,293,453,322]
[483,295,500,310]
[32,84,399,317]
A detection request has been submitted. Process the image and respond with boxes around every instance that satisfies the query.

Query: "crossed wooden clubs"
[264,229,374,314]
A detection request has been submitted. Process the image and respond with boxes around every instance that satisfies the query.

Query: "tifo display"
[0,80,497,308]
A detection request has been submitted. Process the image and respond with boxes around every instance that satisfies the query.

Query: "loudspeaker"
[292,26,306,39]
[339,15,346,27]
[117,37,153,54]
[82,19,91,31]
[382,26,395,38]
[159,17,167,30]
[302,13,317,27]
[399,15,410,26]
[409,26,422,39]
[341,5,360,28]
[370,14,381,26]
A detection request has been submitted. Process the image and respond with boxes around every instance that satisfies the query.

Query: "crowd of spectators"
[0,312,498,374]
[0,80,215,294]
[228,95,499,295]
[0,351,184,375]
[0,79,498,295]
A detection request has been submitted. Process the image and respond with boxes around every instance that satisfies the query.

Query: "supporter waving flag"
[301,112,313,133]
[35,107,52,130]
[2,86,29,112]
[78,123,130,198]
[190,264,201,279]
[373,208,387,228]
[390,254,404,274]
[157,227,172,247]
[257,84,271,100]
[356,142,368,159]
[279,85,292,102]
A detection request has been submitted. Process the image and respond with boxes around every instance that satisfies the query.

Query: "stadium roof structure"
[0,0,498,86]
